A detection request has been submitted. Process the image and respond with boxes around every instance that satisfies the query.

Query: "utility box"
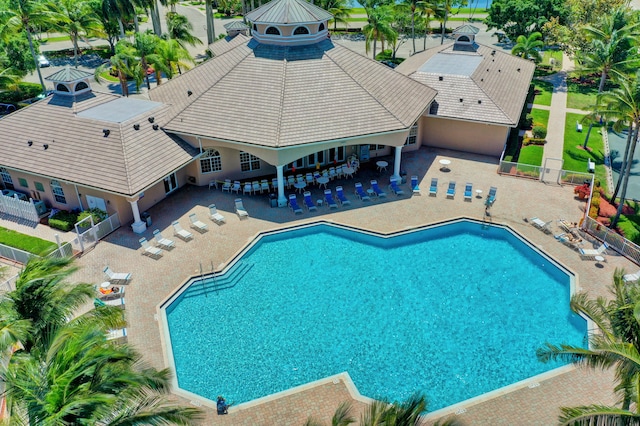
[141,211,151,226]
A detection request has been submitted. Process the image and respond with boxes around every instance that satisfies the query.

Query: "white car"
[37,54,50,67]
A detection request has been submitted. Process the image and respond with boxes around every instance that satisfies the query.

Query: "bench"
[588,159,595,173]
[576,121,583,132]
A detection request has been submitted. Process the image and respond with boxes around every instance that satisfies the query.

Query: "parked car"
[38,54,50,67]
[0,103,16,115]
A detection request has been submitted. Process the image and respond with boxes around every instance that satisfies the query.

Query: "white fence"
[76,213,120,252]
[0,244,33,264]
[582,216,640,266]
[0,274,17,293]
[498,161,593,186]
[0,193,39,223]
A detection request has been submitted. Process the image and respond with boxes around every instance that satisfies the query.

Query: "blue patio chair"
[370,180,387,197]
[411,176,420,194]
[303,191,317,211]
[289,194,303,214]
[446,181,456,199]
[324,189,338,209]
[485,186,497,207]
[389,177,404,196]
[355,182,370,201]
[335,186,351,205]
[429,178,438,196]
[464,183,473,201]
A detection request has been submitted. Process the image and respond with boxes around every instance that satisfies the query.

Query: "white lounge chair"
[579,243,608,260]
[624,270,640,282]
[172,221,194,241]
[103,266,131,284]
[107,327,127,342]
[530,217,552,234]
[208,204,226,224]
[139,237,162,258]
[221,179,232,193]
[235,198,249,219]
[153,229,175,249]
[231,181,241,194]
[189,213,209,232]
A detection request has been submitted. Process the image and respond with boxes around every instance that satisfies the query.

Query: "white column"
[393,146,403,180]
[276,165,287,207]
[128,197,147,234]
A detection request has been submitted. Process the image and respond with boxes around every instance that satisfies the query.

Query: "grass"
[567,81,598,110]
[564,112,607,190]
[98,71,119,83]
[0,227,56,255]
[532,79,553,106]
[42,35,70,43]
[540,50,562,69]
[518,145,544,166]
[530,108,550,128]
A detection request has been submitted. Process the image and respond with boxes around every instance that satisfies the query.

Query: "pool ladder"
[194,261,254,296]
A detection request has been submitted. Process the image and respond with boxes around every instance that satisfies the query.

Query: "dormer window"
[319,23,325,31]
[266,26,280,35]
[293,26,309,35]
[458,35,470,42]
[56,83,70,92]
[75,81,88,91]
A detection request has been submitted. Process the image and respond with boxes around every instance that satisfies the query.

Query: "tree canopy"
[484,0,568,40]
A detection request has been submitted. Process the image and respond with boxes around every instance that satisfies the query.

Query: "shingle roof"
[245,0,333,24]
[224,20,249,31]
[45,66,94,82]
[396,42,535,126]
[209,33,250,57]
[0,93,197,196]
[150,39,436,147]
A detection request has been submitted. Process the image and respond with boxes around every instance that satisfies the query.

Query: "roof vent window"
[152,124,159,130]
[133,124,140,130]
[43,144,49,150]
[438,76,443,81]
[459,98,463,102]
[27,140,33,146]
[187,90,193,96]
[148,117,154,123]
[103,129,110,137]
[478,100,482,104]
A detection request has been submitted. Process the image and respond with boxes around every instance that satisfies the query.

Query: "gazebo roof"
[224,20,249,31]
[453,24,480,35]
[245,0,333,24]
[45,66,94,83]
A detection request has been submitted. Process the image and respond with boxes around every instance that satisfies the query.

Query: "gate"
[540,158,564,184]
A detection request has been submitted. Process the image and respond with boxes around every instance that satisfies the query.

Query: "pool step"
[186,262,254,297]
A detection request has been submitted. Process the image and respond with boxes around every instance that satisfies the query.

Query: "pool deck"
[0,146,627,424]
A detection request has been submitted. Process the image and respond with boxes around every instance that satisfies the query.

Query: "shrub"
[48,210,78,232]
[77,208,108,225]
[532,125,547,139]
[521,113,533,129]
[0,82,44,104]
[574,183,591,199]
[523,137,546,146]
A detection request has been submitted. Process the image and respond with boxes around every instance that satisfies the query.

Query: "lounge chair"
[172,220,194,241]
[429,178,438,196]
[464,183,473,201]
[411,176,420,194]
[153,229,175,249]
[303,191,317,211]
[289,194,303,214]
[624,270,640,282]
[579,243,608,260]
[208,204,226,224]
[389,177,405,195]
[235,198,249,219]
[554,232,583,250]
[189,213,209,232]
[370,180,387,197]
[530,217,552,234]
[252,181,260,194]
[324,189,338,209]
[446,181,456,198]
[243,182,252,196]
[221,179,232,193]
[139,237,162,258]
[107,327,127,342]
[231,180,241,194]
[355,183,370,201]
[335,186,351,205]
[103,266,131,284]
[261,179,270,193]
[485,186,497,206]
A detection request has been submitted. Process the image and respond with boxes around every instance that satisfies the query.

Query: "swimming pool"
[163,219,586,411]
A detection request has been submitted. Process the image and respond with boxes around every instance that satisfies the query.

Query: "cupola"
[45,66,94,96]
[452,24,480,46]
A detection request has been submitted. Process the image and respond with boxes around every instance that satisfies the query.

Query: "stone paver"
[1,147,629,424]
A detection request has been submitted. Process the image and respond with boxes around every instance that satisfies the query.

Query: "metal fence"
[498,161,593,187]
[76,213,120,252]
[582,216,640,265]
[0,244,34,264]
[0,274,17,293]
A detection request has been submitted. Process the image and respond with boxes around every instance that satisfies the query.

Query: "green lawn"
[42,35,70,43]
[540,50,562,70]
[532,79,553,106]
[564,112,607,188]
[0,227,56,255]
[518,145,544,166]
[567,81,598,110]
[530,108,550,128]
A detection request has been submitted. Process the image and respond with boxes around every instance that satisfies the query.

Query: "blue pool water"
[165,220,586,411]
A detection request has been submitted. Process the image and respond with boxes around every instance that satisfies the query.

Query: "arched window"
[319,23,325,31]
[293,26,309,35]
[265,26,280,35]
[200,149,222,174]
[56,83,70,92]
[75,81,89,91]
[457,35,470,42]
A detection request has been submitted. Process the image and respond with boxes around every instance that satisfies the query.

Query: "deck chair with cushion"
[324,189,338,209]
[235,198,249,219]
[579,243,608,260]
[446,181,456,198]
[486,186,497,207]
[172,220,194,241]
[389,177,405,195]
[355,182,371,201]
[243,182,253,196]
[370,180,387,197]
[103,266,131,284]
[335,186,351,205]
[153,229,175,249]
[260,180,270,193]
[303,191,317,211]
[289,194,303,214]
[464,183,473,201]
[411,176,420,194]
[189,213,209,232]
[208,204,226,224]
[530,217,552,234]
[554,232,583,251]
[231,181,241,194]
[429,178,438,196]
[221,179,232,193]
[624,270,640,282]
[139,237,162,258]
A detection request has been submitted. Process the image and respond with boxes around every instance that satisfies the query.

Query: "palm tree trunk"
[440,10,447,45]
[118,19,126,38]
[612,124,633,201]
[151,0,162,36]
[373,38,377,59]
[134,14,140,34]
[119,70,128,97]
[584,70,608,149]
[411,8,415,54]
[611,121,640,228]
[72,34,80,68]
[26,29,46,93]
[206,0,215,44]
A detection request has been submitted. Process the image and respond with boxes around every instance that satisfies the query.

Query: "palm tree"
[0,67,20,92]
[537,270,640,423]
[147,38,193,83]
[435,0,459,45]
[328,0,352,32]
[97,40,139,96]
[101,0,136,39]
[0,0,62,92]
[52,0,105,68]
[511,32,544,63]
[133,31,160,90]
[363,6,396,59]
[205,0,216,44]
[417,0,436,51]
[577,7,640,149]
[400,0,426,54]
[166,11,202,49]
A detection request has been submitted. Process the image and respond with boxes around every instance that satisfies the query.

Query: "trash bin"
[141,211,151,226]
[269,193,277,208]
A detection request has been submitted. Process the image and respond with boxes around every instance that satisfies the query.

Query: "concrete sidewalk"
[540,53,574,163]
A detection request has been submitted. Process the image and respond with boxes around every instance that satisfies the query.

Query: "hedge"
[49,210,78,232]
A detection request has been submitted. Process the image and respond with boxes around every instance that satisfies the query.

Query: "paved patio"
[0,146,630,424]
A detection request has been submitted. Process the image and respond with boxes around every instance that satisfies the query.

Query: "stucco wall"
[420,116,509,157]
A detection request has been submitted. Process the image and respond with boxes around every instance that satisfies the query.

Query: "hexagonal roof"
[245,0,333,24]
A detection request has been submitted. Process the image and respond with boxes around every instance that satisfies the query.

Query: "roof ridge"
[275,56,287,147]
[323,45,409,128]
